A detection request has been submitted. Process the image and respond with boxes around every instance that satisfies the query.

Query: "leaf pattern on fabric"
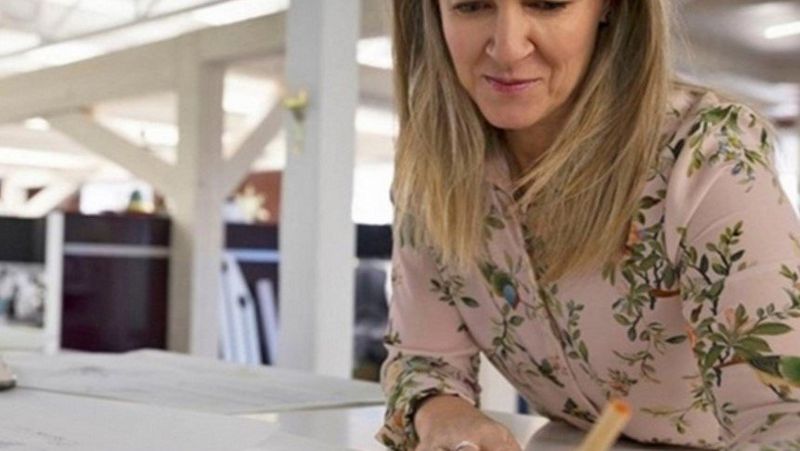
[376,86,800,450]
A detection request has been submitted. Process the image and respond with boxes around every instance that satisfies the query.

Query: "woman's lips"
[484,76,540,94]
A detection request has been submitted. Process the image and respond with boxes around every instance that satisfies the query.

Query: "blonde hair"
[391,0,672,283]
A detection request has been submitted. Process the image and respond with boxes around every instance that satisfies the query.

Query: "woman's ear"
[600,0,612,24]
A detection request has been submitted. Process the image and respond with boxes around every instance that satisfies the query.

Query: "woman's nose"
[485,10,534,66]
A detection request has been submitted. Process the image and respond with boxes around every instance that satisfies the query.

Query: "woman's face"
[438,0,607,131]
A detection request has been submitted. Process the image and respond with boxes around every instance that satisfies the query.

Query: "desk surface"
[0,388,339,451]
[1,351,696,450]
[2,349,384,414]
[246,405,695,451]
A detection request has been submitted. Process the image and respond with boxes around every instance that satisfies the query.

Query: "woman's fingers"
[453,440,481,451]
[419,430,522,451]
[477,433,523,451]
[414,406,522,451]
[474,423,522,451]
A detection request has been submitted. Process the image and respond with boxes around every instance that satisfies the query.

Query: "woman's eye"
[452,1,491,14]
[527,1,568,11]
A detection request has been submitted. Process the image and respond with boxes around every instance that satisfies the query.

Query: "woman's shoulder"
[663,81,773,145]
[659,81,776,179]
[665,80,712,124]
[658,80,783,234]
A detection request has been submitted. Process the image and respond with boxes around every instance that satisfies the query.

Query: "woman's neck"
[503,128,553,172]
[502,101,573,173]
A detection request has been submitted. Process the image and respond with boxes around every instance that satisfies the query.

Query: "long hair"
[391,0,672,284]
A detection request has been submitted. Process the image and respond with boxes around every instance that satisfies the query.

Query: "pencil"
[576,399,632,451]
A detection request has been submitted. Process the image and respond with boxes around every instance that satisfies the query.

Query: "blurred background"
[0,0,796,391]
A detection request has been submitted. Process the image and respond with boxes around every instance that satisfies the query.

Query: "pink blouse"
[376,84,800,450]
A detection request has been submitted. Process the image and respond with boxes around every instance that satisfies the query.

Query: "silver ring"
[454,440,480,451]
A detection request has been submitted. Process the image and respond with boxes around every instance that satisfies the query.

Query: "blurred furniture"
[1,214,395,370]
[60,213,171,352]
[0,213,62,353]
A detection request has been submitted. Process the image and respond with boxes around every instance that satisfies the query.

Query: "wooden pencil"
[576,399,632,451]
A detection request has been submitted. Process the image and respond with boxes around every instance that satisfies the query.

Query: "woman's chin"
[480,108,543,131]
[486,116,540,131]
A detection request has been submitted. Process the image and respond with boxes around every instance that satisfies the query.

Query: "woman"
[377,1,800,450]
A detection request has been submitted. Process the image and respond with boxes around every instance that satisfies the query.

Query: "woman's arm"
[375,231,483,451]
[666,100,800,449]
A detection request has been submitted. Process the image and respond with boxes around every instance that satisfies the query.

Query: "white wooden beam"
[44,211,65,354]
[18,180,79,218]
[166,41,226,356]
[277,0,359,377]
[0,14,286,126]
[0,181,28,211]
[193,14,286,64]
[220,103,283,195]
[47,112,175,197]
[0,40,179,125]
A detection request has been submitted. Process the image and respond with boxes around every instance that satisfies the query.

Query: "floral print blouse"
[376,84,800,451]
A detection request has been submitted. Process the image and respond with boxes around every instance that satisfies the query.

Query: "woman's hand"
[413,395,523,451]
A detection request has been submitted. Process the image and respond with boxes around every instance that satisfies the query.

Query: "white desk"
[245,406,695,451]
[1,350,695,450]
[0,388,332,451]
[2,349,385,414]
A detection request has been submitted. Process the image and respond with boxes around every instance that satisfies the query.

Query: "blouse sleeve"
[664,101,800,449]
[374,228,482,451]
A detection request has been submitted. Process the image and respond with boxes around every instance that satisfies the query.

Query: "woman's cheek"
[445,34,478,86]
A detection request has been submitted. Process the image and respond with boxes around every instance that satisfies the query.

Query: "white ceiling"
[674,0,800,119]
[0,0,797,210]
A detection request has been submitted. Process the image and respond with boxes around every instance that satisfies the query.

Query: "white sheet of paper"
[0,388,338,451]
[239,433,348,451]
[2,349,384,414]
